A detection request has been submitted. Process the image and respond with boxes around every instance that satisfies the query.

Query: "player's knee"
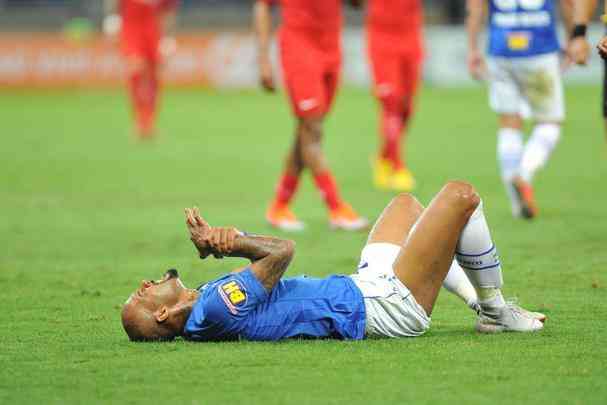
[281,239,296,261]
[299,118,323,142]
[442,181,480,212]
[391,193,423,216]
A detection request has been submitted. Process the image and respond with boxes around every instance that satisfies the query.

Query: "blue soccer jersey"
[183,268,366,341]
[488,0,560,57]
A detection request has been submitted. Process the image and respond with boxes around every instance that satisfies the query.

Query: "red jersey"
[367,0,422,34]
[121,0,176,24]
[261,0,342,33]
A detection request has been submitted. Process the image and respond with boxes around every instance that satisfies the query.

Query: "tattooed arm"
[185,208,295,291]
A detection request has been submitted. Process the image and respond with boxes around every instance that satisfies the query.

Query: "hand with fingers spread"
[185,207,213,259]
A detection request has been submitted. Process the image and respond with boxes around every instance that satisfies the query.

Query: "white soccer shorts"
[487,52,564,122]
[349,243,431,338]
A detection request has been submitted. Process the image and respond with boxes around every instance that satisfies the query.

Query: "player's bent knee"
[282,239,296,259]
[391,193,423,215]
[442,181,480,212]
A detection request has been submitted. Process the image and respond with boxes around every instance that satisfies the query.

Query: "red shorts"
[121,20,160,63]
[367,28,423,113]
[279,28,341,118]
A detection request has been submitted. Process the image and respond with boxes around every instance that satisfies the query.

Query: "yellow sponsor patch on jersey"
[221,280,247,306]
[507,32,530,50]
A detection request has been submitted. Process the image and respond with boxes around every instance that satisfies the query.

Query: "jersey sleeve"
[201,268,269,336]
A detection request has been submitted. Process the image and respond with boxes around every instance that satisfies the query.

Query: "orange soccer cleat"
[266,203,305,232]
[329,203,369,231]
[512,176,538,219]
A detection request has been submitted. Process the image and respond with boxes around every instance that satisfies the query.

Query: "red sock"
[128,66,158,137]
[313,171,342,211]
[143,68,158,131]
[273,172,300,206]
[380,109,405,169]
[128,71,146,133]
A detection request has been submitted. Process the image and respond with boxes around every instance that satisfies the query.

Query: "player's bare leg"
[365,193,478,309]
[394,181,544,332]
[266,136,305,231]
[366,193,422,247]
[298,116,368,231]
[393,182,480,315]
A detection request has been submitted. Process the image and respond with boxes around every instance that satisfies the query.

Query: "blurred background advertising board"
[0,0,602,88]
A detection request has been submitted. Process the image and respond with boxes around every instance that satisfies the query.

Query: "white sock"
[455,201,505,312]
[443,261,478,309]
[497,128,524,215]
[520,123,561,183]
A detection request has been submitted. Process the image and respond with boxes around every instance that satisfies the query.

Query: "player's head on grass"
[121,269,199,342]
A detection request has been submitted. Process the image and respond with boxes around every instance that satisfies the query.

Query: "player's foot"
[476,302,545,333]
[391,167,416,192]
[512,176,538,219]
[329,203,369,231]
[373,158,393,190]
[266,203,305,232]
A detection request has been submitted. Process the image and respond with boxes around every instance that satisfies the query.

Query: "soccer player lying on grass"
[121,181,546,342]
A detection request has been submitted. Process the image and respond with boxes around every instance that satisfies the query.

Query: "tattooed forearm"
[212,234,295,291]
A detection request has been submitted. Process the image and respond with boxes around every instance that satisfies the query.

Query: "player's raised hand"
[259,57,276,93]
[467,49,486,81]
[567,37,591,65]
[185,207,213,259]
[598,37,607,61]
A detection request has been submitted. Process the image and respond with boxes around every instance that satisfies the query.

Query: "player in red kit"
[366,0,424,191]
[104,0,177,139]
[254,0,368,232]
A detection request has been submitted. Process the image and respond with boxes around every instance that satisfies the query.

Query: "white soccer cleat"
[476,302,545,333]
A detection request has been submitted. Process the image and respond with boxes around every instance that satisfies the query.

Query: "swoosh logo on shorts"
[299,98,318,111]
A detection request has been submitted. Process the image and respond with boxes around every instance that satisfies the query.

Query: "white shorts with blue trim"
[349,243,431,338]
[487,52,564,122]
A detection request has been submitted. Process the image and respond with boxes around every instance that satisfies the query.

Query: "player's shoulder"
[201,269,267,320]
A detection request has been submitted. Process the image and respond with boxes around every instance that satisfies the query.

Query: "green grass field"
[1,85,606,404]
